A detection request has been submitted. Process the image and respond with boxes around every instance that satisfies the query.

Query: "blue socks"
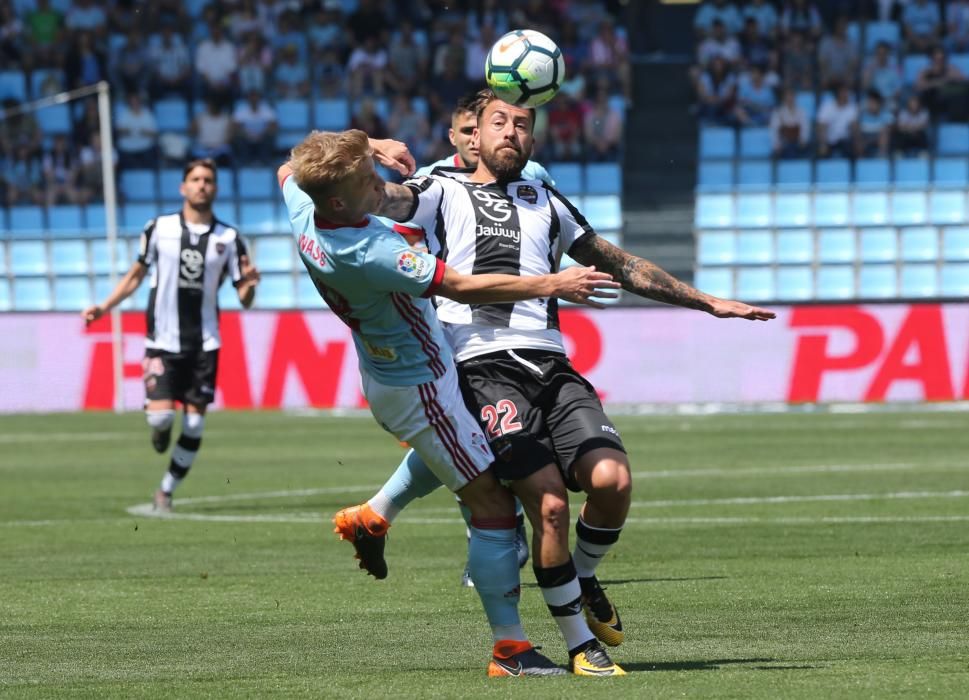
[468,523,526,642]
[382,449,444,511]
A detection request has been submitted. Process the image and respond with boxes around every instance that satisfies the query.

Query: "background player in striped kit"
[81,159,260,513]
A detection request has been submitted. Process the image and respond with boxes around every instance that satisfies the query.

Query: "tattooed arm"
[569,233,775,320]
[375,182,418,222]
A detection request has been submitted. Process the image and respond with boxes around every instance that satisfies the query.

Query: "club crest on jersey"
[396,251,428,278]
[215,242,226,254]
[517,185,538,204]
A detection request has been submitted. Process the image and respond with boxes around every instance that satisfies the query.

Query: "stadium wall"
[2,304,968,413]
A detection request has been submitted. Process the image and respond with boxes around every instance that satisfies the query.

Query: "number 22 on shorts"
[480,399,523,438]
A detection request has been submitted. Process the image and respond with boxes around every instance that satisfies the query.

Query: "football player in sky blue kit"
[277,129,618,676]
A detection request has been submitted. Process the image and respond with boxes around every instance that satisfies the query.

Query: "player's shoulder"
[212,216,241,239]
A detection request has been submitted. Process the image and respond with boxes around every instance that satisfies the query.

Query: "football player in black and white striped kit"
[82,159,260,513]
[344,89,775,675]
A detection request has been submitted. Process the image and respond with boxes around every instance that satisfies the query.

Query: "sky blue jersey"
[280,174,451,387]
[415,153,555,186]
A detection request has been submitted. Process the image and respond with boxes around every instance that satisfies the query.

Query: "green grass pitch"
[1,409,968,698]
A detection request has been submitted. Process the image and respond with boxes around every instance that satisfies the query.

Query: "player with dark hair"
[81,159,261,512]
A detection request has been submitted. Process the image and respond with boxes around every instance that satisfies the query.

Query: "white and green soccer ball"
[485,29,565,108]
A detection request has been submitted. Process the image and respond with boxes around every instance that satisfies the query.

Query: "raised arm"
[437,265,619,308]
[569,233,775,320]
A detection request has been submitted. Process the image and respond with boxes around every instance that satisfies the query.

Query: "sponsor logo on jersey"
[517,185,538,204]
[179,249,205,289]
[601,424,619,436]
[471,189,513,223]
[396,251,428,278]
[362,338,398,361]
[477,223,521,244]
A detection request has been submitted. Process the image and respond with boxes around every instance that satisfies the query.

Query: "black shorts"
[143,348,219,408]
[457,349,625,492]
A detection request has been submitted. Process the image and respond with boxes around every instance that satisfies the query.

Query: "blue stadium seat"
[900,226,939,261]
[30,68,63,99]
[314,98,351,131]
[734,193,772,228]
[932,157,969,187]
[776,229,813,264]
[123,204,158,234]
[903,54,931,86]
[275,131,303,150]
[697,161,734,192]
[736,266,774,301]
[50,239,89,275]
[852,191,890,226]
[297,272,321,308]
[36,103,71,133]
[84,203,105,234]
[10,240,47,275]
[694,266,733,297]
[855,158,891,189]
[239,201,283,233]
[943,226,969,260]
[695,194,734,228]
[0,70,26,100]
[735,229,773,264]
[253,235,294,272]
[53,276,91,310]
[254,272,295,308]
[846,22,862,48]
[864,21,901,52]
[736,160,772,191]
[218,281,242,310]
[951,53,969,76]
[585,163,621,195]
[929,190,966,224]
[216,169,236,198]
[890,191,927,225]
[121,169,158,202]
[858,264,897,297]
[900,264,938,298]
[276,99,310,132]
[10,205,45,234]
[815,159,852,191]
[696,230,736,265]
[813,192,850,226]
[0,278,8,311]
[583,195,622,230]
[699,126,736,159]
[860,227,897,262]
[941,263,969,296]
[90,240,128,274]
[0,207,8,236]
[776,266,813,301]
[774,192,810,227]
[795,92,816,120]
[48,205,84,236]
[893,158,929,189]
[0,241,6,273]
[818,228,856,263]
[738,128,771,158]
[775,160,812,191]
[154,98,190,132]
[550,163,582,195]
[13,278,51,310]
[937,124,969,155]
[158,168,183,198]
[411,96,429,117]
[238,168,274,199]
[817,265,855,299]
[185,0,210,17]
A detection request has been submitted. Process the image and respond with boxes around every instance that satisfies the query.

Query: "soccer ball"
[485,29,565,108]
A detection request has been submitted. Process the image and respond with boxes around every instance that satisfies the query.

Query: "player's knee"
[459,472,515,520]
[182,411,205,439]
[538,493,570,541]
[145,409,175,432]
[582,455,632,507]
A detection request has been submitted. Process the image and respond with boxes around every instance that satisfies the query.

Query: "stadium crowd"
[691,0,969,158]
[0,0,629,207]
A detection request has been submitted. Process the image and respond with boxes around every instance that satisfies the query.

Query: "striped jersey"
[403,171,593,362]
[280,174,450,387]
[416,153,555,185]
[137,211,248,353]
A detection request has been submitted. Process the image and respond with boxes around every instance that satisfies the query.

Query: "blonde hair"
[289,129,372,203]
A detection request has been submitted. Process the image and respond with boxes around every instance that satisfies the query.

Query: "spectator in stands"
[465,22,496,85]
[916,46,968,120]
[547,91,584,161]
[115,92,158,171]
[945,0,969,53]
[902,0,941,54]
[75,132,113,204]
[816,83,858,158]
[0,2,24,67]
[5,144,44,206]
[145,0,190,37]
[64,0,107,39]
[0,98,41,156]
[237,31,270,96]
[273,43,310,99]
[780,0,823,45]
[347,0,390,45]
[740,17,773,68]
[584,83,624,161]
[855,90,893,157]
[468,0,510,37]
[733,62,776,126]
[64,31,106,90]
[697,19,741,68]
[770,87,811,158]
[72,97,99,149]
[113,27,150,97]
[307,2,345,54]
[512,0,562,37]
[148,22,192,101]
[195,20,238,108]
[696,55,737,124]
[388,20,428,98]
[314,45,347,98]
[25,0,62,67]
[349,98,388,139]
[190,98,232,166]
[427,58,470,118]
[894,94,930,155]
[587,16,632,102]
[273,10,309,63]
[232,89,277,165]
[694,0,743,38]
[34,68,63,98]
[387,94,430,164]
[41,134,80,206]
[743,0,778,38]
[781,30,816,91]
[863,41,902,108]
[817,16,859,90]
[347,35,388,97]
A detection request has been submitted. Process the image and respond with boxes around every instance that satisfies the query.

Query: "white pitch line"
[631,490,969,508]
[0,432,132,444]
[632,463,922,479]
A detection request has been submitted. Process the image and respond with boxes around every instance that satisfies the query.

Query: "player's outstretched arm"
[569,233,775,320]
[437,265,619,308]
[80,261,148,325]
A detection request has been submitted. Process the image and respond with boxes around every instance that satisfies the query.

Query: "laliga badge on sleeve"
[397,251,429,278]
